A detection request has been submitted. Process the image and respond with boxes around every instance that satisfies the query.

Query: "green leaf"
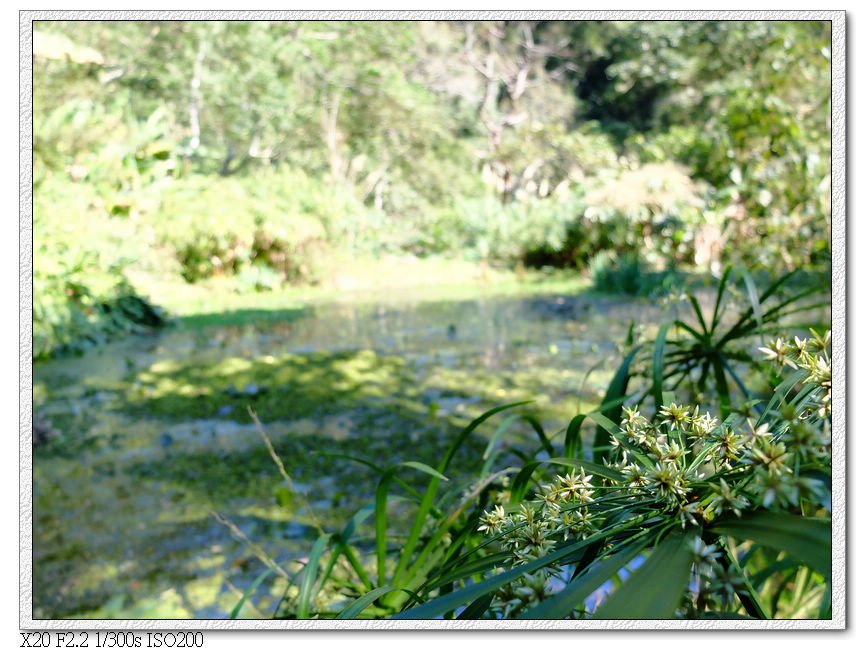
[376,462,448,586]
[739,267,764,341]
[594,345,642,461]
[520,414,556,458]
[712,354,732,419]
[318,503,376,593]
[335,586,418,619]
[456,592,495,619]
[482,414,520,460]
[394,525,634,620]
[592,529,698,619]
[392,401,530,586]
[564,413,586,459]
[297,533,332,619]
[652,322,670,411]
[711,512,830,577]
[520,537,649,619]
[710,266,733,335]
[229,566,274,619]
[688,294,710,336]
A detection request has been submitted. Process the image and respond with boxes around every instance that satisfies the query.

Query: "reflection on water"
[33,290,664,619]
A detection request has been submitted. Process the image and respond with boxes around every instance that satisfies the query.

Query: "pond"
[31,288,668,619]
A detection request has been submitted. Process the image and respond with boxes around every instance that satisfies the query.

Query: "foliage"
[466,324,830,619]
[632,267,829,423]
[32,19,831,355]
[33,252,166,360]
[618,22,831,270]
[589,252,684,297]
[236,272,830,620]
[31,19,834,622]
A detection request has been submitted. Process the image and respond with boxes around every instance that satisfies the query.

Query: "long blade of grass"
[722,545,768,619]
[672,319,706,342]
[712,355,732,420]
[739,267,764,341]
[519,537,649,619]
[756,368,809,426]
[425,552,513,591]
[482,414,520,460]
[577,356,609,414]
[564,413,587,459]
[400,469,519,593]
[337,503,375,543]
[456,592,495,619]
[749,557,801,589]
[442,401,533,472]
[720,284,824,347]
[757,269,799,303]
[393,516,650,619]
[819,580,832,619]
[709,266,733,335]
[760,300,831,327]
[591,528,698,619]
[317,504,376,593]
[335,586,419,619]
[437,513,491,569]
[318,451,429,507]
[520,414,556,458]
[652,322,670,411]
[481,445,527,477]
[711,512,830,577]
[716,269,798,343]
[594,345,642,461]
[392,402,531,587]
[701,612,759,620]
[719,354,751,403]
[342,545,374,593]
[688,294,710,336]
[297,533,332,619]
[570,507,643,578]
[229,566,274,619]
[376,462,448,586]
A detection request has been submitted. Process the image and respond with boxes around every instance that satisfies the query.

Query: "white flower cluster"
[477,470,599,616]
[476,331,831,618]
[759,329,831,417]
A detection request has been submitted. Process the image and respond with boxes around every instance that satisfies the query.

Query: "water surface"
[32,289,663,619]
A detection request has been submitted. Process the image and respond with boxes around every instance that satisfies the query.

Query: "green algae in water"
[32,291,661,618]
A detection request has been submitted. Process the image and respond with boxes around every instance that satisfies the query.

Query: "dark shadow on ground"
[177,306,310,330]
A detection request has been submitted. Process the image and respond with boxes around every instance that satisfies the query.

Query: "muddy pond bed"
[32,289,668,619]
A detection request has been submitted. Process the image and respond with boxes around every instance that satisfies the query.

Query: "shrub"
[589,251,684,297]
[34,254,166,359]
[155,170,340,285]
[413,194,584,264]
